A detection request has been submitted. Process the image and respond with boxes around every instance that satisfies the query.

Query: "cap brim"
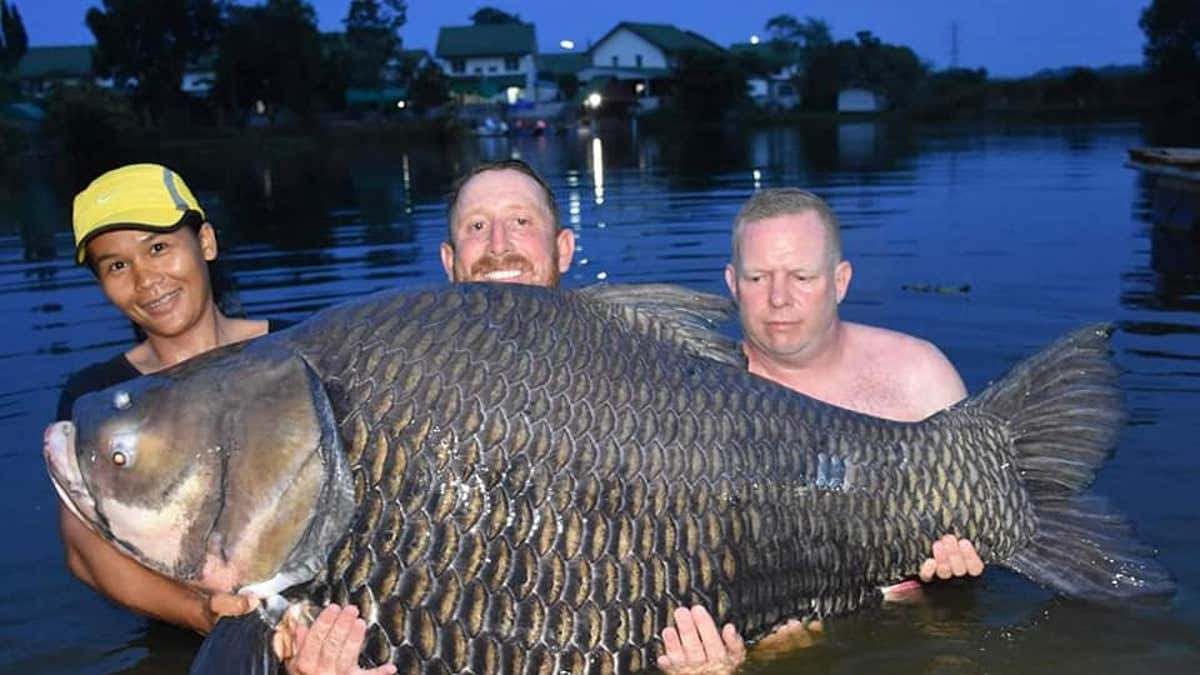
[75,210,196,265]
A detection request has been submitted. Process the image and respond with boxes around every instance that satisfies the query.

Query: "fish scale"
[276,284,1033,673]
[51,283,1174,675]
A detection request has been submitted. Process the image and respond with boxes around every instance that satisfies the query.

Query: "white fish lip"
[483,269,524,281]
[43,421,100,527]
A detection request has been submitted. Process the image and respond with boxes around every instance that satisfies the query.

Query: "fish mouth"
[44,421,100,528]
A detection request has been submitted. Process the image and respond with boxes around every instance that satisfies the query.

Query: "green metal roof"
[346,86,408,104]
[593,22,725,57]
[16,46,93,79]
[537,52,587,76]
[436,24,536,58]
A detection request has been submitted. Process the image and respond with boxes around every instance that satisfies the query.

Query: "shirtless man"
[292,178,982,674]
[656,188,985,673]
[283,159,575,674]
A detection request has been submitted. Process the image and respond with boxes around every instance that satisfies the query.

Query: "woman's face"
[86,223,218,339]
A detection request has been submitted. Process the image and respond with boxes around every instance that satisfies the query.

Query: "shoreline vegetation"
[0,1,1195,176]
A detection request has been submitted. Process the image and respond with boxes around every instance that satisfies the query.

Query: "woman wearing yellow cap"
[58,163,278,637]
[58,163,392,675]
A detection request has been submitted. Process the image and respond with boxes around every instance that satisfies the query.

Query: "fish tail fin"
[190,612,280,675]
[971,323,1174,600]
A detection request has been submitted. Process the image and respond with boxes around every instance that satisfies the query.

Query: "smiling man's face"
[440,168,574,288]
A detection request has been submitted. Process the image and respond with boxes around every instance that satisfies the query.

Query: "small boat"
[1127,147,1200,230]
[1127,147,1200,182]
[470,117,509,137]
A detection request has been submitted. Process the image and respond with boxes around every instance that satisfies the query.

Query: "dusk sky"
[22,0,1148,78]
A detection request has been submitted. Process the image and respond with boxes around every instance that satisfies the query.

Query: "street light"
[559,39,575,50]
[750,34,760,45]
[586,92,602,109]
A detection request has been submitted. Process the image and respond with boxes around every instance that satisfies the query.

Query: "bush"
[43,84,139,167]
[0,116,25,166]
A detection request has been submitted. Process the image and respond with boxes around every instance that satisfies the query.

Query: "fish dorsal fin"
[575,283,746,368]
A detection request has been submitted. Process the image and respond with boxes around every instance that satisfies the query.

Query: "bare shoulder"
[844,323,967,412]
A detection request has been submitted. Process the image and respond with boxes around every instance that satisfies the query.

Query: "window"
[611,55,619,67]
[474,66,482,74]
[488,65,498,73]
[451,59,465,73]
[505,56,519,71]
[635,54,643,68]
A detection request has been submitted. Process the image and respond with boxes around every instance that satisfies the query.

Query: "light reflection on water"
[1,121,1198,673]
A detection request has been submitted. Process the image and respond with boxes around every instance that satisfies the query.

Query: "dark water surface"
[1,121,1198,673]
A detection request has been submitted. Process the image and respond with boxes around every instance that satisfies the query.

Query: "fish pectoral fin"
[190,611,279,675]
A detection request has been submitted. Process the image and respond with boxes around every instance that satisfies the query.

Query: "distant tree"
[214,0,322,121]
[470,7,521,25]
[43,83,138,170]
[803,33,926,111]
[0,1,28,74]
[764,14,832,49]
[670,49,749,123]
[407,61,449,113]
[344,0,407,88]
[317,35,350,112]
[1140,0,1200,96]
[911,67,989,119]
[86,0,226,125]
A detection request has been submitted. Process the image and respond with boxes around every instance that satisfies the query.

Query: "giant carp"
[44,283,1172,674]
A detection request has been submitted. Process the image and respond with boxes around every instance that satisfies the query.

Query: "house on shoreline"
[14,45,214,100]
[730,40,805,110]
[575,22,725,113]
[434,23,538,105]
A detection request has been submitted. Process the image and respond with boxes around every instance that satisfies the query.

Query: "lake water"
[1,120,1198,673]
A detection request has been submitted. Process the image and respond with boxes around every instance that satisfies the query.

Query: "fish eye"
[108,438,136,469]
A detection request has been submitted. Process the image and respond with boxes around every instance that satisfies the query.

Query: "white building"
[576,22,725,111]
[435,23,538,104]
[837,88,884,113]
[730,40,805,110]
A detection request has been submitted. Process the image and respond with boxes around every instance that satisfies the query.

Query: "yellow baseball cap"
[72,163,207,264]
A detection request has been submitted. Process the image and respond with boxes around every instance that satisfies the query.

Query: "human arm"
[911,339,968,416]
[657,535,983,672]
[59,506,256,633]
